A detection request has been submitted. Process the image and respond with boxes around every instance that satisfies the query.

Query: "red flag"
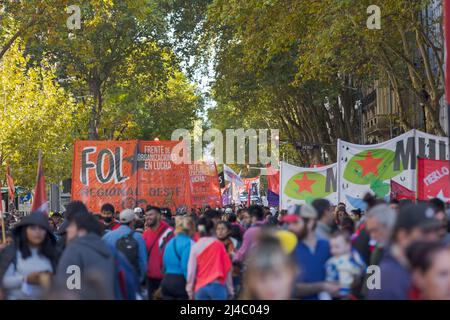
[31,153,48,215]
[417,158,450,202]
[266,164,280,195]
[6,165,15,205]
[390,180,415,201]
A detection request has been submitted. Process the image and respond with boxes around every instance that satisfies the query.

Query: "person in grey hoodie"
[56,211,115,300]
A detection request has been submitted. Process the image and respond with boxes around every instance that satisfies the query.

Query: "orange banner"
[137,140,191,212]
[72,140,223,213]
[71,140,139,212]
[188,161,222,209]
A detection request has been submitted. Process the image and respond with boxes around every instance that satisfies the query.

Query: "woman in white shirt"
[0,212,57,300]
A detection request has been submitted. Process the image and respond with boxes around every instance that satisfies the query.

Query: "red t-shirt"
[142,221,174,279]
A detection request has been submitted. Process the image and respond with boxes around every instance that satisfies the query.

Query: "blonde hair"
[175,216,195,236]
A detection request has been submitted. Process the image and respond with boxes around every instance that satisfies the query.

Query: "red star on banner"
[355,151,383,177]
[294,174,316,193]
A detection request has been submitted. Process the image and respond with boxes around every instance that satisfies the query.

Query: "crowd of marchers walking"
[1,195,450,300]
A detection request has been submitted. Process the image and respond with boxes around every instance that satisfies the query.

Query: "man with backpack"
[102,209,148,283]
[142,206,174,300]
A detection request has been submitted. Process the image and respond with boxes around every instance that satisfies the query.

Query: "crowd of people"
[1,194,450,300]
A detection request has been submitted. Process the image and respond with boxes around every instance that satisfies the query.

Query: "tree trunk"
[88,69,102,140]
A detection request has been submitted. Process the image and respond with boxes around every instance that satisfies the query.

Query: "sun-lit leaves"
[0,41,86,188]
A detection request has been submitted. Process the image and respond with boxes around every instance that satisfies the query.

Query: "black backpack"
[116,231,140,275]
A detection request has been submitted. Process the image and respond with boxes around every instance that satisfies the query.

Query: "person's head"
[340,216,355,235]
[429,198,448,239]
[133,219,145,233]
[350,209,362,222]
[134,207,144,219]
[215,221,232,241]
[66,212,103,242]
[100,203,115,224]
[119,209,135,226]
[392,204,441,250]
[205,209,222,225]
[335,205,348,222]
[52,212,63,224]
[365,204,396,246]
[48,217,57,232]
[330,231,352,257]
[145,205,162,228]
[241,234,297,300]
[277,210,287,224]
[174,215,195,237]
[407,241,450,300]
[239,209,251,227]
[197,217,215,237]
[312,199,333,226]
[64,201,89,220]
[363,193,386,211]
[161,208,173,222]
[248,205,264,224]
[283,204,318,240]
[12,212,56,262]
[389,199,400,212]
[228,212,237,223]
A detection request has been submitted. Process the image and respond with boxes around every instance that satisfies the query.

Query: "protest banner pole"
[445,0,450,181]
[0,179,5,243]
[0,213,5,244]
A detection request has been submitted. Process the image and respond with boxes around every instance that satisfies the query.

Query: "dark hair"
[134,219,145,229]
[230,225,242,242]
[363,193,385,210]
[161,208,172,220]
[389,198,400,205]
[15,226,56,265]
[65,201,89,220]
[351,209,362,219]
[407,241,450,273]
[228,212,237,223]
[68,212,103,236]
[100,203,115,214]
[197,217,215,236]
[340,217,355,235]
[146,205,161,214]
[429,198,445,213]
[398,199,413,208]
[216,220,232,231]
[205,209,221,220]
[248,205,264,221]
[52,212,63,219]
[312,199,331,220]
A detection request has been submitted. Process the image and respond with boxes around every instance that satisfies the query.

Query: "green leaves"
[0,41,83,188]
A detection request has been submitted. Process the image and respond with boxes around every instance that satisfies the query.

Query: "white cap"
[120,209,135,224]
[225,208,233,214]
[134,207,143,214]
